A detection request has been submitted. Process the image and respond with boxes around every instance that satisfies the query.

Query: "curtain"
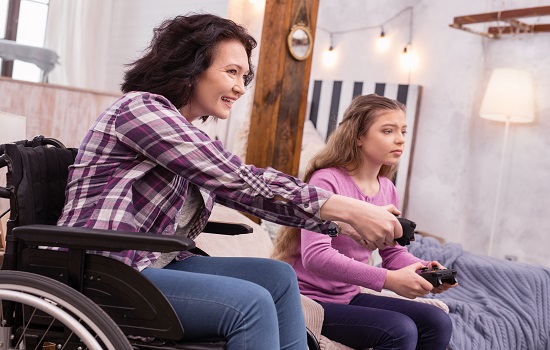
[44,0,113,91]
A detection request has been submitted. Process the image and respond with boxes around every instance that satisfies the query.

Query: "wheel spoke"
[0,271,132,350]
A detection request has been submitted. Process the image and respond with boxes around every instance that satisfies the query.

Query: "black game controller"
[419,266,458,287]
[395,217,416,246]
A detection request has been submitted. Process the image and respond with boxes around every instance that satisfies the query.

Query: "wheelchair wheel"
[0,270,133,350]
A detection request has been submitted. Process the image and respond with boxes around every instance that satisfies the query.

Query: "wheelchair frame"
[1,136,302,350]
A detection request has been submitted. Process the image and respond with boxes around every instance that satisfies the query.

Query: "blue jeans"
[318,293,452,350]
[142,256,307,350]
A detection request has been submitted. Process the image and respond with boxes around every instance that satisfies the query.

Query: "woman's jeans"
[318,293,452,350]
[142,256,307,350]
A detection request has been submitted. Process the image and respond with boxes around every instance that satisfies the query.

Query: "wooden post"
[246,0,319,177]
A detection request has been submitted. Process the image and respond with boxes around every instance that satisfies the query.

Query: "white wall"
[104,0,230,93]
[310,0,550,266]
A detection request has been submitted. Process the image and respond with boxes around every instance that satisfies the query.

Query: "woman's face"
[180,40,250,122]
[357,109,407,167]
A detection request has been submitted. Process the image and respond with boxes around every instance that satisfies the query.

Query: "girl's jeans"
[319,293,452,350]
[142,256,307,350]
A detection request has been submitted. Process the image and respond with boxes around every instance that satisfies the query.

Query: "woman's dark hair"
[121,13,257,110]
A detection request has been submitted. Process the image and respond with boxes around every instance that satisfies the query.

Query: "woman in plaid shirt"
[58,14,404,350]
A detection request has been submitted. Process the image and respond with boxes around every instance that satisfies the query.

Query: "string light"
[318,7,414,69]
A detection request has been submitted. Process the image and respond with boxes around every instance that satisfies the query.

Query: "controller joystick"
[419,267,458,287]
[395,217,416,246]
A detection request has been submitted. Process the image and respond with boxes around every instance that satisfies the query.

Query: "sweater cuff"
[368,267,388,292]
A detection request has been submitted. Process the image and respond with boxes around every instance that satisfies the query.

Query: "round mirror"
[287,25,313,61]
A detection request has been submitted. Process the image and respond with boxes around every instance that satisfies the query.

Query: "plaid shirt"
[57,92,333,270]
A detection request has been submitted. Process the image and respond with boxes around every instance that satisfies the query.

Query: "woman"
[57,14,404,350]
[272,94,456,349]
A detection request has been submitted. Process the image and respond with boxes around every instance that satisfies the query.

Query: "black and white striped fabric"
[306,80,422,213]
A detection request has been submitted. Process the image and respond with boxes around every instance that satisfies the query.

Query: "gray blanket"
[408,235,550,350]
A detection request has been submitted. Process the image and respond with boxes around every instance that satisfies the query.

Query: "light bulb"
[376,30,390,52]
[400,46,418,71]
[323,46,337,67]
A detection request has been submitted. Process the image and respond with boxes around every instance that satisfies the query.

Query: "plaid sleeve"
[114,92,334,233]
[216,164,334,232]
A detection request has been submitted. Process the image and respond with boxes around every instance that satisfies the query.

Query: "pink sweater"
[292,167,428,304]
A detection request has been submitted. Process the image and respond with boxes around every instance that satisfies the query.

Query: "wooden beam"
[448,23,496,39]
[488,23,550,35]
[452,5,550,25]
[246,0,319,177]
[503,19,532,30]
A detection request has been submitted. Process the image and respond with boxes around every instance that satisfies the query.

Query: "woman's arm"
[113,94,399,246]
[113,94,400,246]
[113,93,329,230]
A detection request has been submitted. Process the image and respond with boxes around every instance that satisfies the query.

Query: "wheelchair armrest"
[202,221,253,235]
[12,224,195,252]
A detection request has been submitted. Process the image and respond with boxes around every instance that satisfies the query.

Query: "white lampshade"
[0,111,27,144]
[480,68,534,123]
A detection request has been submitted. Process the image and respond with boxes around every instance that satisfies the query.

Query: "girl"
[272,94,456,350]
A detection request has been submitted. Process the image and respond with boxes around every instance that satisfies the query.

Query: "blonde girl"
[272,94,455,350]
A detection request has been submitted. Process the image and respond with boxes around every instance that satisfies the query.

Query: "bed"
[408,234,550,350]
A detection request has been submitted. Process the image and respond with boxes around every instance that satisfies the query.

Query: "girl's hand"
[384,262,433,299]
[425,261,459,294]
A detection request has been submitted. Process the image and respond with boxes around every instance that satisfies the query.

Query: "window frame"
[2,0,49,79]
[1,0,20,77]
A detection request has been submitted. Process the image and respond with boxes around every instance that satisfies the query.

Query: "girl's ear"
[357,137,363,148]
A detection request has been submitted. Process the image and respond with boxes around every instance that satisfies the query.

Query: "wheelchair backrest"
[3,137,77,234]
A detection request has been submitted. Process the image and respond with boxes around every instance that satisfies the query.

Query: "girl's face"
[357,109,407,167]
[180,40,250,122]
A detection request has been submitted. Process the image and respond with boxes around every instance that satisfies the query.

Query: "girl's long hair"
[271,94,405,263]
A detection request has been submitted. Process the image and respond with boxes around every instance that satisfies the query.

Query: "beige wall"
[0,77,119,148]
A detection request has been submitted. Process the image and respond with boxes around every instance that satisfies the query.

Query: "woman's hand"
[320,195,403,250]
[425,261,459,294]
[335,221,378,250]
[352,203,403,250]
[384,262,433,299]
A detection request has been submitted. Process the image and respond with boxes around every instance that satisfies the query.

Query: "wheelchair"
[0,136,321,350]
